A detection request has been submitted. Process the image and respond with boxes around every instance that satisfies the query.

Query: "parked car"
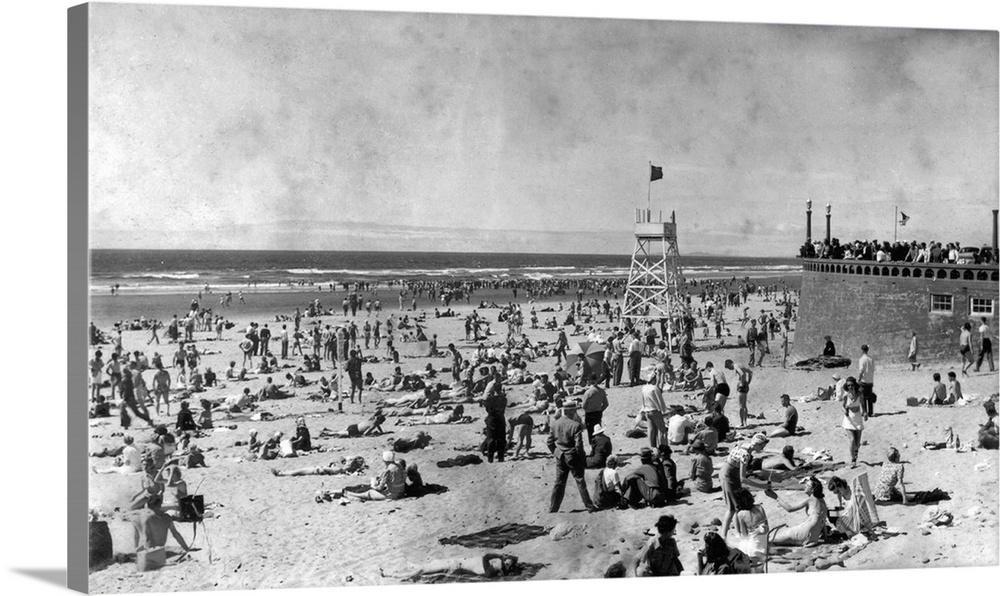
[957,246,980,265]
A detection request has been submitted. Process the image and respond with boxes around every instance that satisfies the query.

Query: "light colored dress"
[873,462,904,501]
[841,393,865,431]
[729,504,769,558]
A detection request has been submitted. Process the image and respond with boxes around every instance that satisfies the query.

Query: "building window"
[929,294,953,313]
[971,297,996,316]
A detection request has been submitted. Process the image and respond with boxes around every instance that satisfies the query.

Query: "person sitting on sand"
[272,456,367,477]
[622,447,668,508]
[247,429,262,454]
[172,400,196,432]
[593,455,626,510]
[225,361,238,380]
[727,488,769,561]
[688,439,715,493]
[336,451,406,502]
[826,475,879,538]
[928,372,948,405]
[290,416,312,452]
[156,463,188,512]
[697,531,752,575]
[320,411,387,438]
[872,447,909,504]
[93,435,142,474]
[381,553,520,580]
[979,400,999,450]
[585,424,612,469]
[947,371,963,404]
[768,394,799,438]
[257,431,283,461]
[131,493,193,572]
[89,395,112,419]
[709,404,731,443]
[763,476,829,546]
[667,408,696,446]
[635,514,683,577]
[196,399,213,430]
[258,377,294,401]
[129,454,166,511]
[688,417,719,455]
[656,444,686,501]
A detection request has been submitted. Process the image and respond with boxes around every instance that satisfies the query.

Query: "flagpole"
[647,161,652,218]
[894,206,898,243]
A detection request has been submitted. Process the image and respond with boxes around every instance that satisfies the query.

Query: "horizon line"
[88,247,797,259]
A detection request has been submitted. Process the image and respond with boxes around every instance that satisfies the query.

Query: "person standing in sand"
[546,401,598,513]
[908,331,919,371]
[976,317,995,372]
[959,322,975,377]
[726,359,753,427]
[640,374,668,448]
[857,344,876,417]
[90,350,105,401]
[840,376,866,468]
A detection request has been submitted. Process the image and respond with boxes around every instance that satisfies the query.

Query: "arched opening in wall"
[963,270,974,280]
[882,267,890,276]
[937,269,947,279]
[864,266,871,275]
[912,268,922,278]
[872,267,880,276]
[950,269,961,280]
[891,267,899,277]
[978,271,989,281]
[848,265,855,274]
[902,268,911,278]
[993,272,999,282]
[835,265,842,274]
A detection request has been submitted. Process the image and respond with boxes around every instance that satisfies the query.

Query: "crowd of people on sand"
[88,277,998,579]
[800,237,997,265]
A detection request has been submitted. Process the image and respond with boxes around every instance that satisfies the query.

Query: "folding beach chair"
[750,525,785,573]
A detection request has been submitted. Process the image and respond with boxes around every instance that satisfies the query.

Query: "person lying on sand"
[381,553,520,581]
[318,411,387,438]
[393,404,472,426]
[271,456,367,477]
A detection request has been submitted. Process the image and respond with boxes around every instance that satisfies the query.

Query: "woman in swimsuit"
[764,476,829,546]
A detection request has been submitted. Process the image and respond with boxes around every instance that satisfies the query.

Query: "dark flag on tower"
[650,164,663,182]
[899,212,910,226]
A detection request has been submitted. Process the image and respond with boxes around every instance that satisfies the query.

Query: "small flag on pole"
[899,212,910,226]
[650,164,663,182]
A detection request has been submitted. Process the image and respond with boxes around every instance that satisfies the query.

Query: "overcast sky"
[87,3,998,256]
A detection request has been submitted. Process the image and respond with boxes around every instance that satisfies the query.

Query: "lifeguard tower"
[622,209,690,346]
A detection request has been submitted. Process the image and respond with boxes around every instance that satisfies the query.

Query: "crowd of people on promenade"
[87,276,998,581]
[800,238,997,265]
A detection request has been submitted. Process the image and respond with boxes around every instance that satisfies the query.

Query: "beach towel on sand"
[439,523,549,549]
[436,454,483,468]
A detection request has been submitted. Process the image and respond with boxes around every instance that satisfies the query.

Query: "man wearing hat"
[546,400,598,513]
[622,447,667,508]
[585,424,612,469]
[581,374,609,444]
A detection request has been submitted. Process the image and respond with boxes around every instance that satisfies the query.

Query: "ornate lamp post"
[825,203,831,244]
[806,199,813,244]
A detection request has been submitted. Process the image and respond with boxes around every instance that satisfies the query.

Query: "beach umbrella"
[567,341,607,379]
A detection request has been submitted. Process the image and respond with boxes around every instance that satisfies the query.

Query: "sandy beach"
[85,283,999,593]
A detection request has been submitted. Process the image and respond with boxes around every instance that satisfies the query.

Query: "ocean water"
[90,249,801,293]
